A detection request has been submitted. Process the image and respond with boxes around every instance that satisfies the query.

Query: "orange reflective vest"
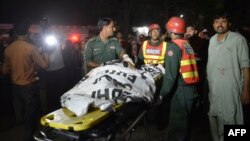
[172,39,199,84]
[142,40,167,64]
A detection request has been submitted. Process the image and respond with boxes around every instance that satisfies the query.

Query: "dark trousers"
[167,85,198,141]
[154,77,169,129]
[243,105,250,124]
[46,68,66,113]
[12,82,41,141]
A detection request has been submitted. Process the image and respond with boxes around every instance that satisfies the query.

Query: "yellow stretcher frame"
[41,104,122,131]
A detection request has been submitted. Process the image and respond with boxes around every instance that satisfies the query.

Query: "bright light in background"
[137,26,149,35]
[69,34,80,43]
[180,14,184,18]
[45,35,57,46]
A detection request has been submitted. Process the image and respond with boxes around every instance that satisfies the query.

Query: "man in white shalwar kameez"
[207,12,250,141]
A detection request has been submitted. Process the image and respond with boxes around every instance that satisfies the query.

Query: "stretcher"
[34,102,152,141]
[34,63,163,141]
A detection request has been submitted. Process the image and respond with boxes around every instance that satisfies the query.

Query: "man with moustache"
[207,12,250,141]
[84,17,134,73]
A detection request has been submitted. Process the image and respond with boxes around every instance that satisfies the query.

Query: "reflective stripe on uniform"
[142,41,167,64]
[180,59,196,66]
[182,71,199,79]
[144,60,165,64]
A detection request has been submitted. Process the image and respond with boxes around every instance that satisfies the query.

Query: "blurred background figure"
[1,20,49,141]
[199,29,210,40]
[43,33,66,113]
[138,34,147,47]
[185,25,210,115]
[126,32,140,63]
[62,34,86,91]
[115,30,126,49]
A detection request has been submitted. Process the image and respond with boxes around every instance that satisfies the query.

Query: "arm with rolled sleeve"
[160,43,181,97]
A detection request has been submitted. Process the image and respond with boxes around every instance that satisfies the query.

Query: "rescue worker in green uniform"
[136,23,170,130]
[136,23,167,68]
[160,17,199,141]
[84,17,134,72]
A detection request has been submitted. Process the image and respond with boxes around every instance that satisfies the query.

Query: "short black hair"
[213,11,230,22]
[186,24,197,30]
[97,17,114,31]
[14,20,30,36]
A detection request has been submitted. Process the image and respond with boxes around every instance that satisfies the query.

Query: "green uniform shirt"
[84,36,123,71]
[159,41,199,141]
[160,41,199,96]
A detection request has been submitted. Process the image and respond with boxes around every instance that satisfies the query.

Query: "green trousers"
[167,85,198,141]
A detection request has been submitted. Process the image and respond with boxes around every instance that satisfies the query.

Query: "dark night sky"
[0,0,103,25]
[1,0,250,28]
